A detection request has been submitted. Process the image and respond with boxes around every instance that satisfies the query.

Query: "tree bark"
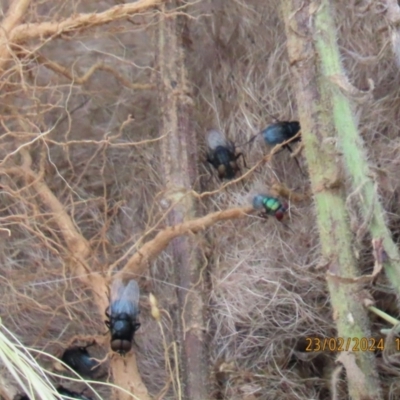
[156,2,209,399]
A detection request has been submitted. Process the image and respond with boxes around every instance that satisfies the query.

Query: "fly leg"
[283,144,305,177]
[235,152,248,169]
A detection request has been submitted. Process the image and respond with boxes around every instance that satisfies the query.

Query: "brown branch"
[155,1,209,398]
[17,149,151,400]
[10,148,252,400]
[111,356,152,400]
[0,0,31,32]
[19,148,105,305]
[0,0,31,70]
[118,207,253,280]
[33,54,155,90]
[0,0,164,73]
[112,206,251,400]
[12,0,163,42]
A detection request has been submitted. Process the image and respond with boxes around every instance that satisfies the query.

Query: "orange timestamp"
[305,337,390,352]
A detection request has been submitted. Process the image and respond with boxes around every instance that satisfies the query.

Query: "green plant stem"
[314,0,400,298]
[281,1,382,399]
[368,306,400,326]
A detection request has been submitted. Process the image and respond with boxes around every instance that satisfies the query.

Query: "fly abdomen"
[205,129,241,180]
[109,314,139,354]
[214,146,238,179]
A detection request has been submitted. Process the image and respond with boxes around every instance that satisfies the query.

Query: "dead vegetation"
[1,0,400,399]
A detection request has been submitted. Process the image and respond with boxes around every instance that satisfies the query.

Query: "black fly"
[206,129,244,180]
[105,278,141,355]
[56,387,93,400]
[260,121,301,153]
[15,386,93,400]
[61,344,100,378]
[240,121,301,153]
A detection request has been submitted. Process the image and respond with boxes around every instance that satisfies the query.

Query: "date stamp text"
[305,337,392,352]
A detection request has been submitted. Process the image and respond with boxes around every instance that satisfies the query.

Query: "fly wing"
[110,278,140,317]
[206,129,229,150]
[252,193,276,210]
[252,194,266,210]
